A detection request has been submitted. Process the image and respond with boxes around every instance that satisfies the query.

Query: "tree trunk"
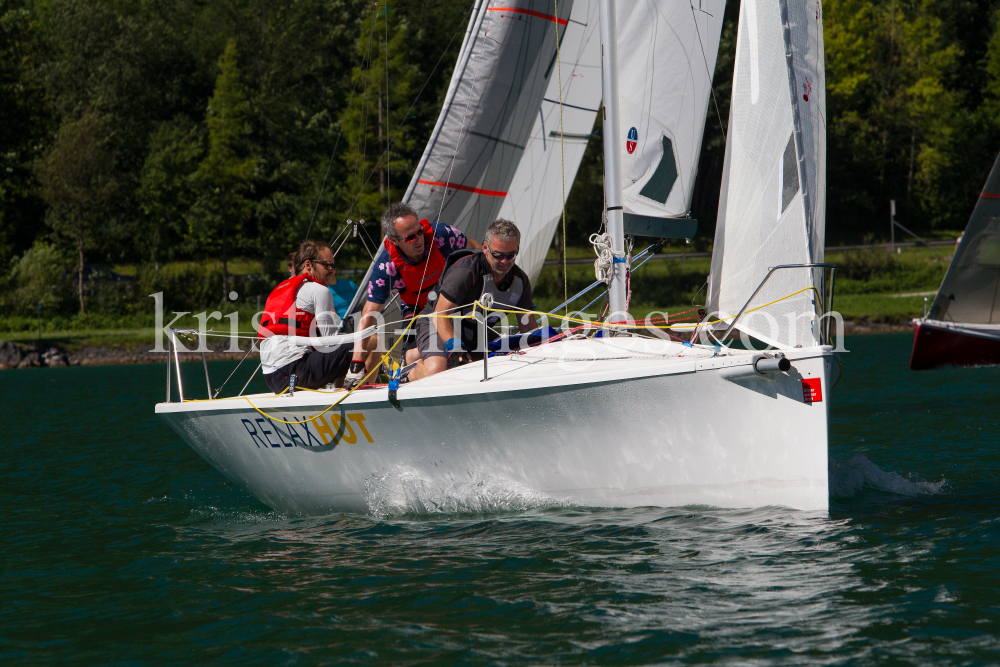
[78,234,85,315]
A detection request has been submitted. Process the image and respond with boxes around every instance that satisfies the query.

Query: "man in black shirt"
[410,219,539,380]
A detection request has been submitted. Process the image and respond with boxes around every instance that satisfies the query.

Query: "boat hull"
[909,320,1000,370]
[156,345,835,514]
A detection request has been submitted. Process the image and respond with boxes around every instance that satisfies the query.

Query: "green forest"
[1,0,999,322]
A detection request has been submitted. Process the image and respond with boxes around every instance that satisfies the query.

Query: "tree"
[0,5,51,269]
[985,7,1000,128]
[36,110,117,314]
[340,7,419,228]
[136,117,204,267]
[192,39,255,300]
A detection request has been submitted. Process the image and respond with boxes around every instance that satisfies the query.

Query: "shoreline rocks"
[0,339,258,370]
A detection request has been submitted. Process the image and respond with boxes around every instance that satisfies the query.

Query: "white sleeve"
[296,282,340,336]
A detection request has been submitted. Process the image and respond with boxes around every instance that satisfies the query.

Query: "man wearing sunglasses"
[345,203,479,389]
[258,240,353,393]
[409,219,538,381]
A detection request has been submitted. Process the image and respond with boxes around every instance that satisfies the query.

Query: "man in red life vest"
[259,240,352,393]
[344,203,479,389]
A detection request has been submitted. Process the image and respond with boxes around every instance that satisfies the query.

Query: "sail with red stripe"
[401,0,601,282]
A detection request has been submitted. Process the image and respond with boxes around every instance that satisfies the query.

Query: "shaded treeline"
[1,0,999,319]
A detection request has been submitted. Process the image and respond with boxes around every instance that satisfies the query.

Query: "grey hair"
[484,218,520,246]
[380,202,418,239]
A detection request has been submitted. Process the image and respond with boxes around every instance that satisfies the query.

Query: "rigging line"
[385,0,390,208]
[555,0,568,318]
[348,8,381,221]
[304,18,372,242]
[690,1,726,143]
[340,3,475,229]
[212,343,255,398]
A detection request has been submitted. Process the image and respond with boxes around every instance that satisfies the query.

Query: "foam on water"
[829,454,946,498]
[365,467,561,518]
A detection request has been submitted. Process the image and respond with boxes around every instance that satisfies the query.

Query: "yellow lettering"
[348,413,374,443]
[330,415,357,444]
[314,415,336,446]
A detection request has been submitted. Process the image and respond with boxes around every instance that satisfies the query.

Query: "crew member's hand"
[344,359,367,390]
[444,338,470,369]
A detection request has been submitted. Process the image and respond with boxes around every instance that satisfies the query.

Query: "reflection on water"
[2,333,999,665]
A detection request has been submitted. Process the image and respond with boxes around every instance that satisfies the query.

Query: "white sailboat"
[157,0,840,515]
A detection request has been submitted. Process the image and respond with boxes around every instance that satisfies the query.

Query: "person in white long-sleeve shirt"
[258,240,353,393]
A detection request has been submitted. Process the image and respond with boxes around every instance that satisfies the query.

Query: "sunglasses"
[392,231,422,244]
[487,248,518,261]
[312,260,336,270]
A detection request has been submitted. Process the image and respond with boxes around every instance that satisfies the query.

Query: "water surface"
[2,332,998,665]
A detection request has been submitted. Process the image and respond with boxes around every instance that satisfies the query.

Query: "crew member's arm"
[515,278,538,333]
[432,294,460,345]
[517,312,539,334]
[352,300,385,369]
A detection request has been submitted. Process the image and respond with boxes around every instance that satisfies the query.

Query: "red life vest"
[258,274,321,340]
[384,218,448,310]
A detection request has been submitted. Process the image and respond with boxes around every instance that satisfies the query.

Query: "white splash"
[364,467,560,518]
[829,455,946,498]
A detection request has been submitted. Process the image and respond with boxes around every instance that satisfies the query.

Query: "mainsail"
[707,0,826,349]
[402,0,600,282]
[612,0,726,224]
[927,152,1000,325]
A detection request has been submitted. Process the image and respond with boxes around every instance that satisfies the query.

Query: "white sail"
[707,0,826,349]
[928,152,1000,324]
[496,0,602,282]
[613,0,726,221]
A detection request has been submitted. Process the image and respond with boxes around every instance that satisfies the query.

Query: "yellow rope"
[181,286,821,421]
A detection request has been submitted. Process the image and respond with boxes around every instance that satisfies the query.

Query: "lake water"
[2,332,998,665]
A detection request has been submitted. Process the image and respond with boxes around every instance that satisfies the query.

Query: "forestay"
[708,0,826,349]
[928,152,1000,325]
[613,0,726,222]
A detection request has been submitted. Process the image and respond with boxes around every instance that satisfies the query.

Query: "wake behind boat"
[156,0,840,514]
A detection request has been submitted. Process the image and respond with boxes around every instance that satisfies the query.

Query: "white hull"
[156,339,836,515]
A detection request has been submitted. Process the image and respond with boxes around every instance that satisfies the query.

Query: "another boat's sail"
[612,0,726,223]
[401,0,599,282]
[927,152,1000,325]
[707,0,826,349]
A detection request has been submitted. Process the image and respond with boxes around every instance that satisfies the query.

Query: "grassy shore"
[1,244,949,351]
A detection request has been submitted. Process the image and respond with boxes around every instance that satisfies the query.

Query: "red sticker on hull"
[802,378,822,403]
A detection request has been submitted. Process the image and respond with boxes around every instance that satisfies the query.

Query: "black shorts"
[264,344,352,394]
[414,316,485,361]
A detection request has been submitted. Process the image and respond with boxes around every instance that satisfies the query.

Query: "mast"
[598,0,627,317]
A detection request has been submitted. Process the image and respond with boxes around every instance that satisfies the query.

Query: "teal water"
[2,333,998,665]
